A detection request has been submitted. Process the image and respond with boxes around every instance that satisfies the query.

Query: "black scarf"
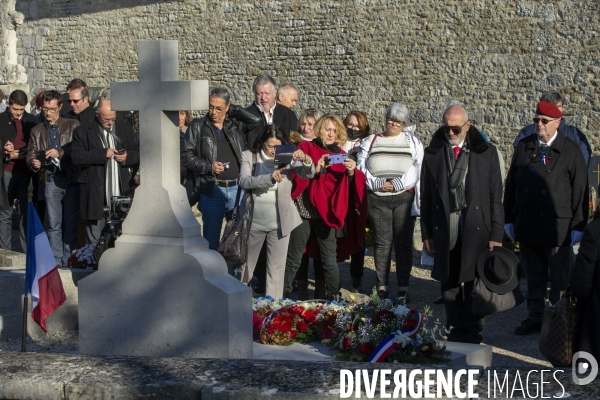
[313,138,342,153]
[446,143,469,213]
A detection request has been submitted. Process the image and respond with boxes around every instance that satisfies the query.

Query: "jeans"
[45,175,79,267]
[0,171,31,252]
[200,185,240,250]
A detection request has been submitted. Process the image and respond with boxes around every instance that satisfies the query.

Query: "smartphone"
[36,150,47,162]
[116,149,126,155]
[327,154,347,165]
[274,144,296,165]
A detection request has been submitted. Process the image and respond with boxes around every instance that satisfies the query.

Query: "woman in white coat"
[239,125,315,298]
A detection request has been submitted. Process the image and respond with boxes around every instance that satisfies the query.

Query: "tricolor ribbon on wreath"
[540,152,550,165]
[367,310,425,363]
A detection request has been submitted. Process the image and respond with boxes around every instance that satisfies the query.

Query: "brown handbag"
[539,288,585,367]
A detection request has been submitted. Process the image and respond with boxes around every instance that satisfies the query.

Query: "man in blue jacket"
[513,91,591,166]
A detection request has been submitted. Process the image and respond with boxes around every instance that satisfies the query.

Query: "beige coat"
[238,149,314,238]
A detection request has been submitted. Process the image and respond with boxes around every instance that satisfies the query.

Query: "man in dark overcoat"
[420,101,504,344]
[504,101,588,335]
[0,89,39,251]
[71,99,139,244]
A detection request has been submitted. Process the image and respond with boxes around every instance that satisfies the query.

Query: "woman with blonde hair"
[283,114,368,300]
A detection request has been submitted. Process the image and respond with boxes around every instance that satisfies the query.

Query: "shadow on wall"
[19,0,180,21]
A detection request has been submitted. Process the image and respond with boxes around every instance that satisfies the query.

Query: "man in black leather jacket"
[181,88,261,250]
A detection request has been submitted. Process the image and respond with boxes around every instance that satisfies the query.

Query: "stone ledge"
[0,352,597,399]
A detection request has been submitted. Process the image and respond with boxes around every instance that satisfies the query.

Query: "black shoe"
[434,296,444,305]
[514,319,542,335]
[351,277,363,293]
[377,289,389,299]
[397,290,410,304]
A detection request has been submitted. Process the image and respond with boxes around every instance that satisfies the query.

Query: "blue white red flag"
[367,310,425,363]
[25,203,66,333]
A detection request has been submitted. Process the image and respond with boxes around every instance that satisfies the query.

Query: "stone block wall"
[11,0,600,161]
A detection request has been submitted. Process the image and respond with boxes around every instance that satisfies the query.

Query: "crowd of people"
[1,75,598,354]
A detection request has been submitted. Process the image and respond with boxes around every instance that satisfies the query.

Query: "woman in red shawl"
[283,114,368,300]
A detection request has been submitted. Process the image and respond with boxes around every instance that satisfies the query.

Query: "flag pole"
[22,202,33,352]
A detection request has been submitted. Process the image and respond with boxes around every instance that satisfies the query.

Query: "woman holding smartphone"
[356,103,423,301]
[283,114,367,300]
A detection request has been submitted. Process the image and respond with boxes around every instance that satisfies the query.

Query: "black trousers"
[443,235,484,344]
[296,253,324,280]
[284,218,339,296]
[519,242,571,323]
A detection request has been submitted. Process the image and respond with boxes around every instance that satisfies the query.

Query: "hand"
[343,158,356,176]
[315,154,328,174]
[271,169,283,183]
[292,149,309,163]
[424,238,435,257]
[382,181,394,192]
[571,230,583,246]
[504,223,515,241]
[4,140,14,153]
[9,150,19,160]
[213,161,225,175]
[488,241,502,251]
[106,148,118,159]
[114,151,127,163]
[46,149,60,159]
[31,159,41,169]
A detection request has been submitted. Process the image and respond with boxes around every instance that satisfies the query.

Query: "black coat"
[71,119,139,221]
[64,105,96,126]
[504,130,588,246]
[245,102,298,149]
[570,218,600,361]
[420,126,504,284]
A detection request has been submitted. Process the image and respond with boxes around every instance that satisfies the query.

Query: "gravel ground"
[0,212,552,369]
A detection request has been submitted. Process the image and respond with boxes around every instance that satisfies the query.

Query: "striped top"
[366,133,413,196]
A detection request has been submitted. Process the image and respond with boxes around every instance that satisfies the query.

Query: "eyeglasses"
[98,116,117,123]
[442,120,469,135]
[209,106,226,113]
[43,107,59,113]
[533,117,559,125]
[346,124,360,130]
[386,119,404,127]
[69,98,84,104]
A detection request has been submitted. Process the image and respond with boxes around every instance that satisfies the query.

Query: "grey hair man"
[276,84,299,110]
[245,73,298,149]
[181,88,261,250]
[513,90,591,165]
[420,102,504,344]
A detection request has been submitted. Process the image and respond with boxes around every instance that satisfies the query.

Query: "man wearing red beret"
[504,101,588,335]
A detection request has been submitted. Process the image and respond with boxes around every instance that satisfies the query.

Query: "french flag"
[25,203,66,333]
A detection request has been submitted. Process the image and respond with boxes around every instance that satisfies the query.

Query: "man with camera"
[71,99,139,244]
[181,88,261,250]
[26,90,80,267]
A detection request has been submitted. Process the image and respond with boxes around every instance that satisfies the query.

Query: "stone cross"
[79,40,252,359]
[110,40,208,238]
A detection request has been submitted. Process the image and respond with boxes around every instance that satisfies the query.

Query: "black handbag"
[216,152,256,268]
[471,277,525,317]
[539,288,585,367]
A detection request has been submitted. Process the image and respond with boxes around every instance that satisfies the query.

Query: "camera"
[223,161,230,170]
[103,195,132,220]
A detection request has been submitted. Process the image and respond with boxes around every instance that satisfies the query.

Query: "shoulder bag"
[539,288,585,367]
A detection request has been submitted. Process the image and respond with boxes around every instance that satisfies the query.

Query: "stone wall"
[12,0,600,160]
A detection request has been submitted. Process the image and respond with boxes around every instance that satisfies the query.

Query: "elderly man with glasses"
[504,100,588,335]
[71,99,140,244]
[420,100,504,344]
[26,90,81,266]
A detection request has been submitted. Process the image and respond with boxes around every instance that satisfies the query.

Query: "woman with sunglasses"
[356,103,423,301]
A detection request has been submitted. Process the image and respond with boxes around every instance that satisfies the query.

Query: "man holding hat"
[504,100,588,335]
[421,100,504,344]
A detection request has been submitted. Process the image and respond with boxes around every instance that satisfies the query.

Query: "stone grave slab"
[78,40,252,359]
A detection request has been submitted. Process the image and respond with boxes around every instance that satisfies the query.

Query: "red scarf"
[292,140,368,261]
